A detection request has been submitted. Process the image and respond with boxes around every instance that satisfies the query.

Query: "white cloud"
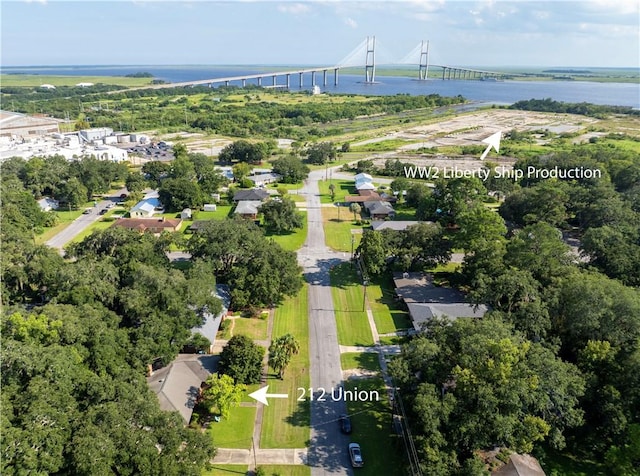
[344,17,358,29]
[277,3,311,15]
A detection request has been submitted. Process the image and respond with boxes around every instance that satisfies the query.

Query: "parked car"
[339,414,352,434]
[349,443,364,468]
[82,208,92,215]
[99,209,108,215]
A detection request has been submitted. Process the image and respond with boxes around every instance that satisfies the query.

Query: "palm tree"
[268,334,300,379]
[349,202,361,223]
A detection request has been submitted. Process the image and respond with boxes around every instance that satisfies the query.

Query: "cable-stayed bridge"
[127,37,515,91]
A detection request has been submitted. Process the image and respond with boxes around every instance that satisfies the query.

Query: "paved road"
[299,169,353,476]
[45,187,127,251]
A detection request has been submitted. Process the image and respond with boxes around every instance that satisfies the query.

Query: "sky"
[1,0,638,68]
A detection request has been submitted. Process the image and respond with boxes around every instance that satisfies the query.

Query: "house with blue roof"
[130,197,163,218]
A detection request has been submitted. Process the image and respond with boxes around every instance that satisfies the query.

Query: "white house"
[130,197,163,218]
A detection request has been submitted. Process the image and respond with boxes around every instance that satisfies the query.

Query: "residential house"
[492,454,546,476]
[247,172,282,187]
[130,197,163,218]
[232,189,270,202]
[111,217,183,234]
[37,197,59,212]
[234,200,262,219]
[364,200,395,219]
[147,354,216,424]
[393,272,488,331]
[190,284,231,354]
[371,221,421,231]
[354,173,373,182]
[355,181,376,191]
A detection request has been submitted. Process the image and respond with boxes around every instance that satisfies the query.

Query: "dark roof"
[233,189,269,202]
[492,454,546,476]
[407,302,488,329]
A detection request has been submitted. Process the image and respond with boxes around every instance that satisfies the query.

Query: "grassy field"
[34,207,89,244]
[366,277,413,335]
[266,211,308,252]
[261,285,310,448]
[256,466,311,476]
[202,465,248,476]
[330,264,374,347]
[321,206,366,253]
[230,317,268,341]
[0,74,155,87]
[317,179,353,204]
[340,352,380,373]
[343,377,406,476]
[207,406,256,450]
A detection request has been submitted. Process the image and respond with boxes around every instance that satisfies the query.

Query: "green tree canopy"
[218,335,265,385]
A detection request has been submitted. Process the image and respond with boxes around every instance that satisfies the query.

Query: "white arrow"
[248,385,289,406]
[480,131,502,160]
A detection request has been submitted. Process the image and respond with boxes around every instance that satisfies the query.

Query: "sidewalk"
[213,448,308,465]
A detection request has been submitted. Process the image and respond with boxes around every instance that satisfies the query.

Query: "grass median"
[330,264,374,347]
[260,285,310,448]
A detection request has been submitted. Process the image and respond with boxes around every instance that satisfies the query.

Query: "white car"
[348,443,364,468]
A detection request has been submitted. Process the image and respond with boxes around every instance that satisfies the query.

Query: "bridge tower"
[365,36,376,83]
[418,40,430,80]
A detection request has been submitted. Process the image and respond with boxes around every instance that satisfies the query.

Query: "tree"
[306,142,336,165]
[329,183,336,202]
[268,334,300,379]
[349,202,361,222]
[201,373,246,419]
[219,140,265,164]
[158,177,204,211]
[232,162,251,182]
[396,222,451,271]
[390,177,411,201]
[357,230,390,277]
[57,177,88,209]
[454,203,507,250]
[388,317,585,470]
[271,155,310,183]
[125,172,147,194]
[260,198,304,233]
[218,335,265,384]
[141,160,171,187]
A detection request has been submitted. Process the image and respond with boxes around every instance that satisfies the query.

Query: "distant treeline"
[510,98,639,117]
[543,69,592,74]
[125,72,154,78]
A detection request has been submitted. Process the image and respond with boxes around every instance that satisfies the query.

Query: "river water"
[3,65,638,107]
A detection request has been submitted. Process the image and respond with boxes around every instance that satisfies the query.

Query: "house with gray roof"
[364,200,395,219]
[247,172,282,187]
[393,272,488,331]
[233,189,269,202]
[371,220,422,231]
[234,200,263,219]
[190,284,230,354]
[147,354,216,424]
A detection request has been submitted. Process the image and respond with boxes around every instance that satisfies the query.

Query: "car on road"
[348,443,363,468]
[82,208,92,215]
[99,209,108,215]
[339,414,352,434]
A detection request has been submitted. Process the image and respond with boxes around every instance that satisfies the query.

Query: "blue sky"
[1,1,638,67]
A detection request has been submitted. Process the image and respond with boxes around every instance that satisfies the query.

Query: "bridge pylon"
[365,36,376,83]
[418,40,429,80]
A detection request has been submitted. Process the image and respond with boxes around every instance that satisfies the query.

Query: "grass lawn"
[321,206,367,253]
[366,277,413,335]
[202,465,248,476]
[330,264,374,347]
[266,212,308,252]
[340,352,381,373]
[67,216,116,244]
[261,286,310,448]
[317,179,354,204]
[344,377,406,476]
[257,466,311,476]
[191,206,234,221]
[207,406,256,449]
[231,317,269,341]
